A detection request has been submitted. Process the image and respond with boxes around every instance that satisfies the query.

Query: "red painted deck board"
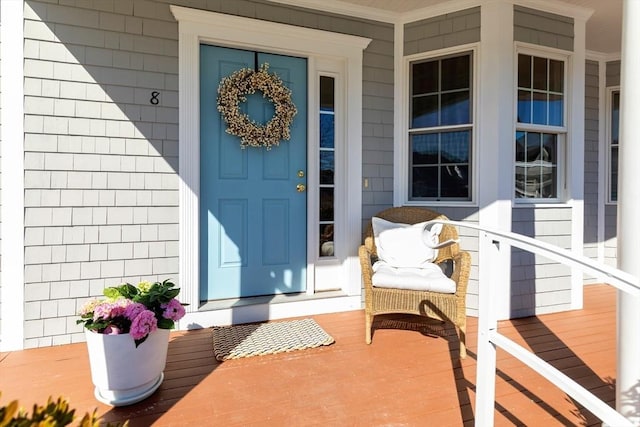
[0,284,618,426]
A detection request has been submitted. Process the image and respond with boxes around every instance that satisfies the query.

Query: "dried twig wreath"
[217,63,297,149]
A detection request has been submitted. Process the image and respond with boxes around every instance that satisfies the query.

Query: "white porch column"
[475,2,514,425]
[569,16,587,310]
[617,0,640,423]
[478,0,514,321]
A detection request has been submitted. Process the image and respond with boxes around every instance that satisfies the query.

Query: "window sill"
[403,200,478,208]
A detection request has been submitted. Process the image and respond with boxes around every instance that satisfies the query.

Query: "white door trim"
[0,0,26,351]
[171,5,370,322]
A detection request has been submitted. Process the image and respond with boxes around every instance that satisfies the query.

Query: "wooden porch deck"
[1,284,616,426]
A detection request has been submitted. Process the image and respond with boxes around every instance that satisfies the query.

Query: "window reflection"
[441,91,470,125]
[319,187,334,221]
[412,95,438,128]
[515,132,558,198]
[320,151,334,185]
[410,130,470,200]
[319,76,335,257]
[320,114,334,148]
[610,91,620,201]
[319,224,334,257]
[441,55,470,90]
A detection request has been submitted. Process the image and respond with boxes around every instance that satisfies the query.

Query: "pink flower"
[130,310,158,340]
[108,299,129,318]
[79,299,100,316]
[161,299,185,321]
[124,302,146,321]
[93,302,114,321]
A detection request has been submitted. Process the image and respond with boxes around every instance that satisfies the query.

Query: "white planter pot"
[85,328,170,406]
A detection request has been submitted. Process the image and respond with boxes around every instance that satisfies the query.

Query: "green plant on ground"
[0,392,127,427]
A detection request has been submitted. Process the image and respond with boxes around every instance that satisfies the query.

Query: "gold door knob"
[296,184,306,192]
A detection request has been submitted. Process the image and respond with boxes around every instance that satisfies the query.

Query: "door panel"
[200,45,308,300]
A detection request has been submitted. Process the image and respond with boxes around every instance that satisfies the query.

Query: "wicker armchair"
[359,207,471,358]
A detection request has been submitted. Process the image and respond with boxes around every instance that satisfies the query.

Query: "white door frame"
[171,5,370,327]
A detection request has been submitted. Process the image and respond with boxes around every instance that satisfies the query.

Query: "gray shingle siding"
[583,60,599,272]
[23,0,182,347]
[606,60,620,87]
[514,5,574,51]
[511,207,573,317]
[20,0,394,347]
[361,30,395,224]
[434,207,479,316]
[404,7,480,56]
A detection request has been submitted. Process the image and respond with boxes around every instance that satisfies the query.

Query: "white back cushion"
[371,217,443,268]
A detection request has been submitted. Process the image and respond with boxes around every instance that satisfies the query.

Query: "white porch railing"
[426,219,640,427]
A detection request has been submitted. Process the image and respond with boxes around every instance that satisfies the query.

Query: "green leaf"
[103,287,120,299]
[157,318,174,329]
[119,283,139,299]
[164,289,180,300]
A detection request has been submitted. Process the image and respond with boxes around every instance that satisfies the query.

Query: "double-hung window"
[608,89,620,203]
[408,52,473,201]
[515,51,567,200]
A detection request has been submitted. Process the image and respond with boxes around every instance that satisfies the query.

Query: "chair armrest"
[425,238,460,250]
[447,250,471,296]
[359,245,375,292]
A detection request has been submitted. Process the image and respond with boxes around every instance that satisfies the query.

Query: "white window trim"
[311,65,351,291]
[606,86,620,205]
[170,6,370,318]
[513,43,572,204]
[397,43,479,207]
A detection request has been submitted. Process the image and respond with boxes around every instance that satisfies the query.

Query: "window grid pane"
[515,131,558,199]
[319,76,335,257]
[517,54,564,127]
[515,53,565,201]
[410,130,471,200]
[409,52,473,201]
[610,90,620,202]
[410,56,471,130]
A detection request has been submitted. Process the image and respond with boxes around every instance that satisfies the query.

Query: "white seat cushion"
[371,260,456,294]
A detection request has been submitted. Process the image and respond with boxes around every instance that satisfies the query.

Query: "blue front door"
[199,45,308,300]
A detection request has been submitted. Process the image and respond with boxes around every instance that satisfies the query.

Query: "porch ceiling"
[279,0,622,55]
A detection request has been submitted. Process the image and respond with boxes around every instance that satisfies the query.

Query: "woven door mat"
[212,318,335,361]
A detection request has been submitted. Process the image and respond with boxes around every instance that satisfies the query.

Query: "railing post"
[447,218,639,426]
[475,232,501,426]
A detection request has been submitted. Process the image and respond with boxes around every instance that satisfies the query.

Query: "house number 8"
[150,91,160,105]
